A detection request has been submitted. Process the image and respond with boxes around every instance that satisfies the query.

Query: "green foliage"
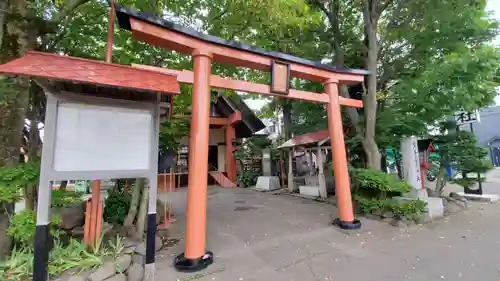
[0,161,40,204]
[355,196,426,222]
[51,189,83,208]
[7,210,60,245]
[234,136,272,161]
[351,168,411,198]
[159,119,190,154]
[103,185,131,226]
[351,168,424,221]
[237,170,260,188]
[434,130,493,189]
[234,136,273,187]
[380,46,500,145]
[0,236,120,281]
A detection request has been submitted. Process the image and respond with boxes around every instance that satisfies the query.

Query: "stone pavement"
[155,185,500,281]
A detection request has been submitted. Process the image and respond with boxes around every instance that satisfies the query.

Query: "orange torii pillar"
[174,50,214,271]
[325,81,360,229]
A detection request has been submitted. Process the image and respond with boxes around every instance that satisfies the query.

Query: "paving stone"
[88,262,116,281]
[104,274,126,281]
[127,263,144,281]
[67,276,85,281]
[134,243,146,256]
[156,236,163,252]
[115,255,132,273]
[131,254,145,265]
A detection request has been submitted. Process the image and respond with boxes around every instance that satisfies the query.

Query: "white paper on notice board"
[52,102,152,172]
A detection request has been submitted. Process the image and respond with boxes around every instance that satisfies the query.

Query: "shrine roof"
[0,51,180,96]
[112,3,369,77]
[278,130,330,149]
[214,93,266,138]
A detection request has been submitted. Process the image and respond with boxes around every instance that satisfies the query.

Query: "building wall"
[179,127,227,172]
[179,127,226,146]
[459,105,500,147]
[218,145,226,172]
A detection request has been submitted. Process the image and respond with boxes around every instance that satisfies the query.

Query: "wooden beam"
[129,18,364,84]
[132,64,363,108]
[228,111,242,125]
[210,117,229,125]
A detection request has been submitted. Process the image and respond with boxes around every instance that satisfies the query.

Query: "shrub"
[0,236,122,281]
[7,211,60,245]
[355,196,426,222]
[351,168,411,198]
[237,170,260,188]
[51,189,83,208]
[351,168,424,222]
[103,185,131,226]
[0,161,40,204]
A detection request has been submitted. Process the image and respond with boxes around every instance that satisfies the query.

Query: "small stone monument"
[255,149,281,191]
[397,136,444,219]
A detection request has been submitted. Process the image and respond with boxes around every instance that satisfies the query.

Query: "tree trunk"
[0,0,7,49]
[123,178,144,227]
[24,102,40,211]
[362,1,382,170]
[0,0,30,259]
[134,179,149,239]
[59,181,68,190]
[395,152,403,179]
[330,0,360,127]
[313,0,361,127]
[0,80,28,257]
[434,166,448,196]
[281,100,293,139]
[380,152,387,173]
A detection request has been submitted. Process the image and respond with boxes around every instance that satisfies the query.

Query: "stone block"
[104,274,126,281]
[305,176,319,186]
[134,243,146,256]
[255,176,281,191]
[457,192,500,202]
[68,276,86,281]
[53,203,85,230]
[393,196,444,219]
[299,185,320,197]
[127,263,144,281]
[131,254,145,265]
[88,262,116,281]
[115,255,132,273]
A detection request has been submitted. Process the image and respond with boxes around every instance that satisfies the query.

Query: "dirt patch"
[234,206,258,211]
[162,238,180,249]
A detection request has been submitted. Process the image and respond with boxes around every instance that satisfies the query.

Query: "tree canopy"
[0,0,499,259]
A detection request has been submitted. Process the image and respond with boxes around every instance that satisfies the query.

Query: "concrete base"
[305,175,319,186]
[255,176,281,191]
[299,185,320,197]
[393,196,444,219]
[457,192,500,203]
[408,188,428,198]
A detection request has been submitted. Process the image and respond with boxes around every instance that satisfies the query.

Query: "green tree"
[0,0,92,259]
[433,126,493,195]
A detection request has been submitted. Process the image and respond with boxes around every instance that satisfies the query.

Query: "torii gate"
[0,2,369,280]
[111,2,368,273]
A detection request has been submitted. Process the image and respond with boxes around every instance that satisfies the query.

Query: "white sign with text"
[454,110,480,125]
